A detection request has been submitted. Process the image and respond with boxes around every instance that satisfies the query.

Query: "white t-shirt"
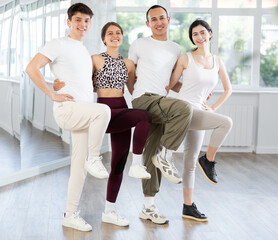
[128,36,181,99]
[40,36,94,109]
[177,52,219,109]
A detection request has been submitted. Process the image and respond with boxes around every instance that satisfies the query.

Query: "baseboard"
[32,120,45,131]
[0,156,70,187]
[255,147,278,154]
[201,146,255,153]
[0,123,13,136]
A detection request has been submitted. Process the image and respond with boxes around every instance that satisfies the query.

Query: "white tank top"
[177,52,219,109]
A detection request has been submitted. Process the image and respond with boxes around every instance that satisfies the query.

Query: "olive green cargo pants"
[132,93,193,196]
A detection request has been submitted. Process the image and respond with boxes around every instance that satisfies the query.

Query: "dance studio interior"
[0,0,277,239]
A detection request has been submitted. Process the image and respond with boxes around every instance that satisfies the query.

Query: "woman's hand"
[202,101,215,112]
[53,78,65,91]
[206,91,213,101]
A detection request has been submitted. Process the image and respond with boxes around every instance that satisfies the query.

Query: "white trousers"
[54,102,110,212]
[182,108,233,188]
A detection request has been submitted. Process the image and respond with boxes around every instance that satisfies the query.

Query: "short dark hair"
[101,22,123,45]
[146,5,168,22]
[189,19,212,45]
[67,3,93,20]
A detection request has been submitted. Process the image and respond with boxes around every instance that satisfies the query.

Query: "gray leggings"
[182,108,233,189]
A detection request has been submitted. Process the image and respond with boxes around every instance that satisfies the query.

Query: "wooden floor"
[20,120,70,169]
[0,152,277,240]
[0,128,20,177]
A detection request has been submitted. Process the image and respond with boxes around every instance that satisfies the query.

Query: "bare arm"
[166,54,188,93]
[25,53,73,102]
[125,59,136,95]
[207,58,232,111]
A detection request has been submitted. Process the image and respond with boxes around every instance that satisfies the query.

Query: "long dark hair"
[189,19,212,46]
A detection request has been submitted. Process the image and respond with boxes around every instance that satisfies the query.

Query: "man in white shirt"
[128,5,193,224]
[25,3,110,232]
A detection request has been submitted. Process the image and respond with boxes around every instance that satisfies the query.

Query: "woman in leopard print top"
[93,22,152,227]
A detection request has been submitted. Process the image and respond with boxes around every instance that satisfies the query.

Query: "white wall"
[0,79,20,140]
[256,93,278,154]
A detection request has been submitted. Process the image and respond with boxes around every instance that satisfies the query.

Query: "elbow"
[227,88,232,96]
[225,87,232,97]
[25,64,32,76]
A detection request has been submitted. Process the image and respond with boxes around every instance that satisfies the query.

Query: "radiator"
[203,105,253,147]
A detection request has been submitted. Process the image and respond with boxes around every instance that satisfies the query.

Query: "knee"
[183,154,198,170]
[137,110,152,124]
[99,104,111,120]
[176,100,193,117]
[144,111,152,124]
[112,151,129,175]
[223,116,233,131]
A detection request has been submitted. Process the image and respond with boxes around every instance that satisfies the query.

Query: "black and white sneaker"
[197,154,218,184]
[182,203,208,222]
[152,151,182,184]
[139,204,168,224]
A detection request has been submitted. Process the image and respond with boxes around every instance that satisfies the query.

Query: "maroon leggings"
[97,97,151,203]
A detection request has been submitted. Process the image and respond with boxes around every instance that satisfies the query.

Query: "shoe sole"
[62,222,92,231]
[139,211,168,225]
[197,160,217,185]
[84,165,109,179]
[182,214,208,222]
[128,172,151,179]
[102,217,129,227]
[151,155,182,184]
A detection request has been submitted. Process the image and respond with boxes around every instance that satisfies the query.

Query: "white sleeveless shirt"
[177,52,219,109]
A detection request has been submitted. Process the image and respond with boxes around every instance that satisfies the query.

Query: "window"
[218,16,253,86]
[217,0,256,8]
[116,0,278,89]
[21,0,70,79]
[116,0,157,7]
[170,0,212,8]
[117,12,151,57]
[260,14,278,87]
[170,13,211,53]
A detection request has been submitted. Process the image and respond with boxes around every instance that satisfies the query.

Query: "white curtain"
[71,0,116,55]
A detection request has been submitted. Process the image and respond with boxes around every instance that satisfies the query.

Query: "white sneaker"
[62,211,92,231]
[102,211,129,227]
[128,164,151,179]
[152,152,182,184]
[85,156,109,179]
[139,205,168,224]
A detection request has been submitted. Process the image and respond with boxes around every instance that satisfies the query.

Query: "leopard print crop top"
[93,53,128,90]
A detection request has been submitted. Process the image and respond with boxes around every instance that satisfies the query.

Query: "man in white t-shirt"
[128,5,193,224]
[25,3,110,232]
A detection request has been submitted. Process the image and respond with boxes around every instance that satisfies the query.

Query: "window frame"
[116,0,278,91]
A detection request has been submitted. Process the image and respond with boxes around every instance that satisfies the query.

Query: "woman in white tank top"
[166,20,233,222]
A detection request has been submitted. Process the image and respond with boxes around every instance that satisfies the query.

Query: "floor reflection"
[21,119,70,169]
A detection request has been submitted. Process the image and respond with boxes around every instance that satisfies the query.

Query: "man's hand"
[165,85,170,94]
[53,78,65,91]
[51,93,74,102]
[52,79,74,102]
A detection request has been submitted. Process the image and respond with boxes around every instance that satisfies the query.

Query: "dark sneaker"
[182,203,208,222]
[197,155,218,184]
